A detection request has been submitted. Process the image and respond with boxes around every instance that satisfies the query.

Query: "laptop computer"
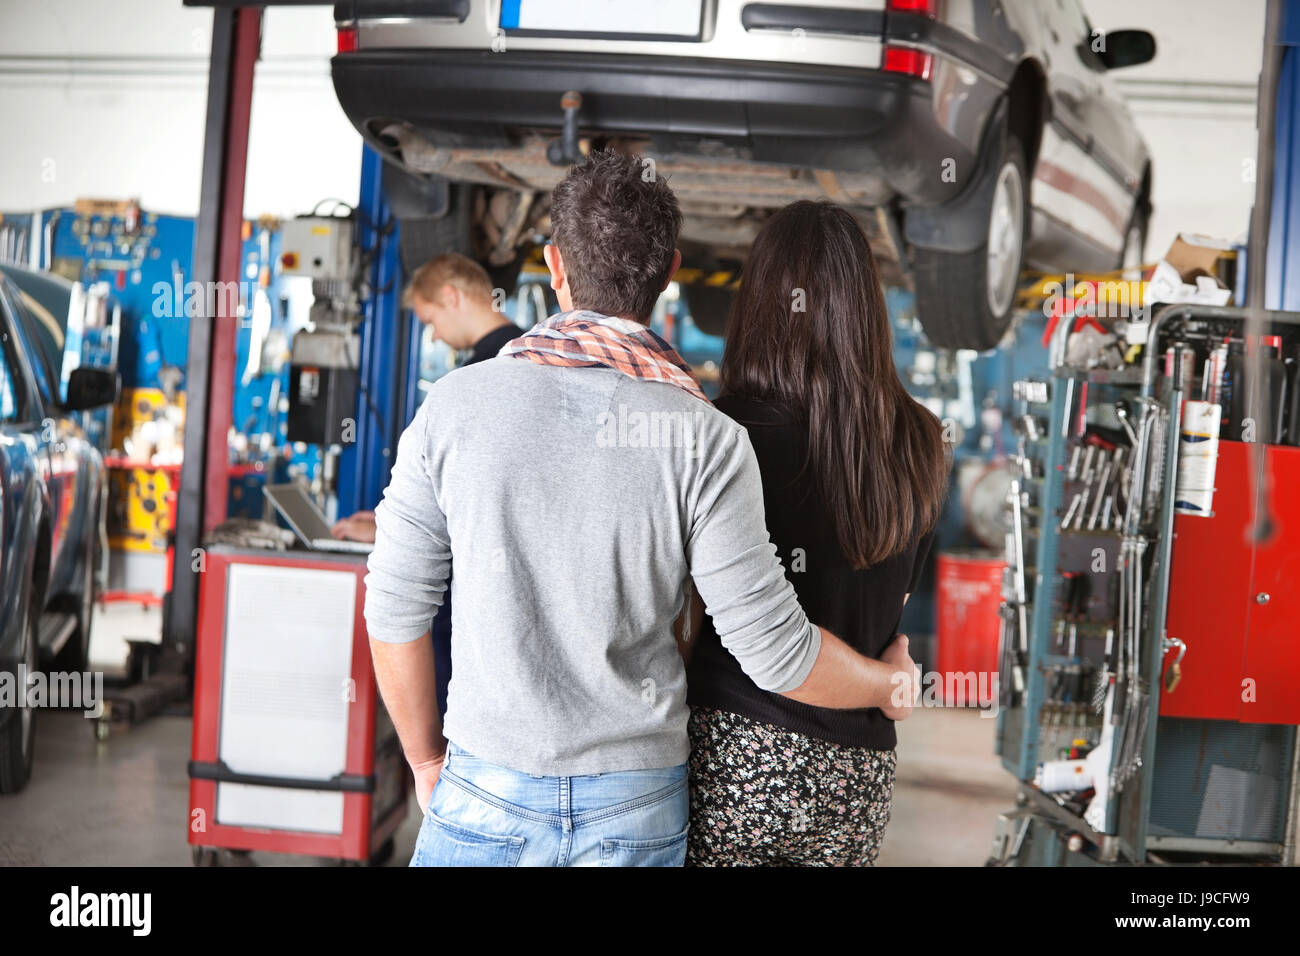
[263,483,374,554]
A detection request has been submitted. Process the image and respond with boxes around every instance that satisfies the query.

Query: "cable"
[342,331,387,459]
[305,197,394,241]
[325,198,400,467]
[309,198,355,218]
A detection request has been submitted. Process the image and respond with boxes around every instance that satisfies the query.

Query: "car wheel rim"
[986,160,1025,318]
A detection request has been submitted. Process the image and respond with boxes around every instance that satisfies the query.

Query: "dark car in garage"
[329,0,1155,350]
[0,267,115,793]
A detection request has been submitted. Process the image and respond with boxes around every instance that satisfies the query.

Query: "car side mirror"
[1098,30,1156,69]
[64,366,118,411]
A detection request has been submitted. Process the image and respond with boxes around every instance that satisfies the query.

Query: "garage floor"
[0,604,1015,865]
[0,705,1014,866]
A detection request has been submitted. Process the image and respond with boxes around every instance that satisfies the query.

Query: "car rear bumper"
[331,49,981,205]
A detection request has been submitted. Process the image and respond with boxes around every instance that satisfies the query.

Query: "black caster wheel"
[192,846,220,867]
[337,838,395,867]
[368,838,395,867]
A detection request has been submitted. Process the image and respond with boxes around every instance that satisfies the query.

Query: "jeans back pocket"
[600,827,689,867]
[412,811,526,867]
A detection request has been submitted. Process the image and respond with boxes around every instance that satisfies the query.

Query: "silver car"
[330,0,1155,349]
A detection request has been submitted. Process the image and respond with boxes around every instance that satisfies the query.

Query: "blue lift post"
[336,146,414,517]
[1265,0,1300,311]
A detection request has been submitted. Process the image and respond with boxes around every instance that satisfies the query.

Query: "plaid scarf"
[500,310,708,403]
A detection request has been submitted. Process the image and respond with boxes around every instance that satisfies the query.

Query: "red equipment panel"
[188,547,407,861]
[1162,441,1255,720]
[1240,443,1300,724]
[1162,440,1300,724]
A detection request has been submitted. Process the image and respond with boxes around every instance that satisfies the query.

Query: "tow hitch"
[547,90,584,166]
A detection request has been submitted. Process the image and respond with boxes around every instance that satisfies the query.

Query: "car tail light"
[887,0,937,16]
[883,47,933,80]
[337,26,358,53]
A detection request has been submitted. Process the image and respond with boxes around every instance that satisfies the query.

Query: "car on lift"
[0,266,115,793]
[328,0,1154,351]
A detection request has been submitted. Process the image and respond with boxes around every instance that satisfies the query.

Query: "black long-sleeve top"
[686,394,935,750]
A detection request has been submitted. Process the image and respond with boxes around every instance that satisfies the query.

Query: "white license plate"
[500,0,704,39]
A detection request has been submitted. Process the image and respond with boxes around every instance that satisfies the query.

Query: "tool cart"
[991,302,1300,866]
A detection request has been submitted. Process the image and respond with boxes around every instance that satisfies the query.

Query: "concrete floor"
[881,706,1017,866]
[0,604,1016,865]
[0,707,1014,866]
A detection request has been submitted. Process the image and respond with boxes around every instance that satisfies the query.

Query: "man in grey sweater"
[364,151,919,867]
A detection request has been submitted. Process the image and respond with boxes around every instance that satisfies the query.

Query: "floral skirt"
[686,705,896,866]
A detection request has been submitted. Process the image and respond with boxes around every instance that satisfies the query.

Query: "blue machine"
[3,203,326,517]
[336,146,412,517]
[1266,0,1300,311]
[35,206,194,391]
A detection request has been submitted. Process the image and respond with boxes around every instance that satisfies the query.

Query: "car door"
[1029,0,1133,269]
[0,283,59,566]
[1079,8,1148,198]
[1041,0,1095,138]
[0,287,48,616]
[0,307,30,568]
[4,281,78,578]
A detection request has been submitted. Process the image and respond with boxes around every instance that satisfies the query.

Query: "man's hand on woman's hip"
[880,634,921,722]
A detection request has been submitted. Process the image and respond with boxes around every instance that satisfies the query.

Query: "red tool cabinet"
[1162,440,1300,724]
[187,546,408,864]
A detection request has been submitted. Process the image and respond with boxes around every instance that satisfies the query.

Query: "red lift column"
[166,5,259,654]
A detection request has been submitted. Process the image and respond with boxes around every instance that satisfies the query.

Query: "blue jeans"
[410,742,689,867]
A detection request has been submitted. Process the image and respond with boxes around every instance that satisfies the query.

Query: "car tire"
[0,612,39,794]
[680,284,733,339]
[399,189,472,277]
[398,184,527,295]
[367,837,396,867]
[192,846,221,867]
[911,133,1029,351]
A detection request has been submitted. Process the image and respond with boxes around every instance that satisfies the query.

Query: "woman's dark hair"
[722,200,949,569]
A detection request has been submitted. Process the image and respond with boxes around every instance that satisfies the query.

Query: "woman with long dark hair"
[684,200,949,866]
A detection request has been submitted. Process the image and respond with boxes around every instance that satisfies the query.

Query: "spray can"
[1164,344,1195,390]
[1036,759,1092,793]
[1223,341,1246,437]
[1205,341,1228,405]
[1175,400,1221,516]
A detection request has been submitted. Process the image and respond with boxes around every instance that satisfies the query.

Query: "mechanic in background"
[332,252,524,716]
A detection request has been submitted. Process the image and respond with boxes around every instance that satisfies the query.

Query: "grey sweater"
[364,356,821,776]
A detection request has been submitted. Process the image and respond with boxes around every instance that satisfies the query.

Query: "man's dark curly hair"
[549,150,683,322]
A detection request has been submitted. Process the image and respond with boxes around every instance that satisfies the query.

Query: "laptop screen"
[263,483,334,543]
